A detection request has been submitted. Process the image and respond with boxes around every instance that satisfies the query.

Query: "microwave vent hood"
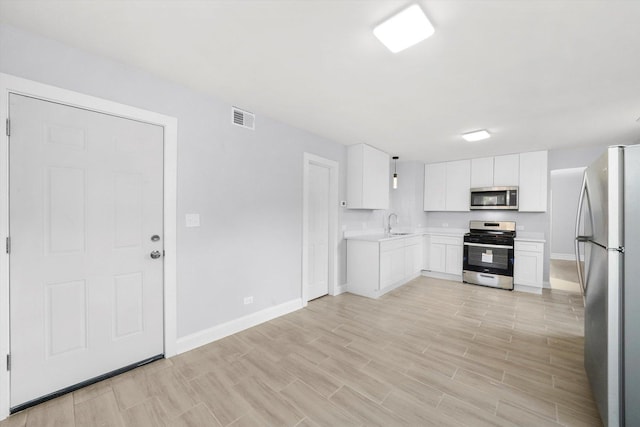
[470,186,518,210]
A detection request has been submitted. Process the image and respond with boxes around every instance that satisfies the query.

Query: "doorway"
[549,167,585,293]
[302,153,338,304]
[0,73,178,419]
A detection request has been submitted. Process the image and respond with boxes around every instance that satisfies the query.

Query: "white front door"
[9,94,164,408]
[307,163,330,300]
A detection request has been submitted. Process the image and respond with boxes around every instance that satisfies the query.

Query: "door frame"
[0,73,178,419]
[302,153,339,305]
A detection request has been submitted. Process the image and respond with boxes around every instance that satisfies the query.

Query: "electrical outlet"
[442,223,449,227]
[517,225,525,231]
[243,296,253,305]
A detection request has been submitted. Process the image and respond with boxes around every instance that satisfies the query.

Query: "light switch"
[185,214,200,228]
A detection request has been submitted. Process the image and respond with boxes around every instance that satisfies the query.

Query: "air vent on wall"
[232,107,255,130]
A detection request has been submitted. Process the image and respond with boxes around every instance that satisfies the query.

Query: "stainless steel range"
[463,220,516,290]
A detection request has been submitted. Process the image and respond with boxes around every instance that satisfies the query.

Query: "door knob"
[150,250,162,259]
[151,235,160,242]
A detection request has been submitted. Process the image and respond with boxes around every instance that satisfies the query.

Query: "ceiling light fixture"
[373,4,435,53]
[462,130,491,142]
[392,156,399,189]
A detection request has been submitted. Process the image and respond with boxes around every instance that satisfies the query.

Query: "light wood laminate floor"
[0,277,601,426]
[550,260,582,293]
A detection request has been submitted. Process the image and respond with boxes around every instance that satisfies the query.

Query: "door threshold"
[10,354,164,414]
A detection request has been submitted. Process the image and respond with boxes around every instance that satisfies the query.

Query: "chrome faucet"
[387,213,398,235]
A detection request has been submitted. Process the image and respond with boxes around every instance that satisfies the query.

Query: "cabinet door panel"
[494,154,520,186]
[422,236,430,270]
[445,160,471,211]
[347,144,389,209]
[404,244,422,277]
[514,251,543,286]
[380,251,392,290]
[445,245,463,275]
[363,146,390,209]
[519,151,548,212]
[424,163,446,211]
[429,243,446,273]
[471,157,494,188]
[390,248,405,285]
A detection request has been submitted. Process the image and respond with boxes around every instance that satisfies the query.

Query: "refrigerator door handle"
[575,174,588,296]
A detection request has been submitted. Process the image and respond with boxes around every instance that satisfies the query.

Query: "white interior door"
[307,163,330,300]
[9,94,164,408]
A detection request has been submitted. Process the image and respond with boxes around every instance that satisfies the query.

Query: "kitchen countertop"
[345,233,422,242]
[345,228,544,242]
[514,231,546,243]
[418,227,467,237]
[345,227,467,242]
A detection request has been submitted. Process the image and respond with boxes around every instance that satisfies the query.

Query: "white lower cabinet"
[405,239,422,276]
[380,242,405,289]
[429,242,446,273]
[348,236,423,299]
[426,235,463,277]
[514,240,544,293]
[445,244,463,275]
[422,235,430,270]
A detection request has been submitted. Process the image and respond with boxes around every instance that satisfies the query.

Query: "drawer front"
[515,241,544,253]
[430,235,462,246]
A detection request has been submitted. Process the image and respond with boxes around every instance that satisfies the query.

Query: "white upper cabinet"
[471,154,519,188]
[445,160,471,211]
[423,162,446,211]
[347,144,390,209]
[518,150,548,212]
[470,157,494,188]
[493,154,520,186]
[424,160,470,212]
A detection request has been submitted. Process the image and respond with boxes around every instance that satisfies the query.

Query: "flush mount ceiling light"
[462,130,491,142]
[373,4,435,53]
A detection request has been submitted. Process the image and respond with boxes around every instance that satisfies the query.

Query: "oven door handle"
[463,242,513,249]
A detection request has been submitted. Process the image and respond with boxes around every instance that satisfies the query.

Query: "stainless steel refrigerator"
[575,144,639,427]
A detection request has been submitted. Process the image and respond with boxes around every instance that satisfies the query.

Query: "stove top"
[467,220,516,236]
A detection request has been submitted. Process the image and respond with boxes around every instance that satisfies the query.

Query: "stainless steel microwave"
[470,186,518,210]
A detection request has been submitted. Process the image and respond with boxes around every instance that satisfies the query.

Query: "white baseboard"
[514,284,543,294]
[551,253,584,261]
[175,298,303,355]
[333,283,348,296]
[421,270,463,282]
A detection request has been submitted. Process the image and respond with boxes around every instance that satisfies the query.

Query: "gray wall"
[550,168,585,257]
[549,144,611,171]
[0,24,376,338]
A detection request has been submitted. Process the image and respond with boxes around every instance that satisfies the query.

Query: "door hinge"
[5,118,9,137]
[5,237,10,254]
[6,354,10,371]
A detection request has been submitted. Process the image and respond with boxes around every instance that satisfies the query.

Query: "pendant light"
[392,156,399,189]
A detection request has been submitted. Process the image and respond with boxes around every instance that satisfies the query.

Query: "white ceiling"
[1,0,640,162]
